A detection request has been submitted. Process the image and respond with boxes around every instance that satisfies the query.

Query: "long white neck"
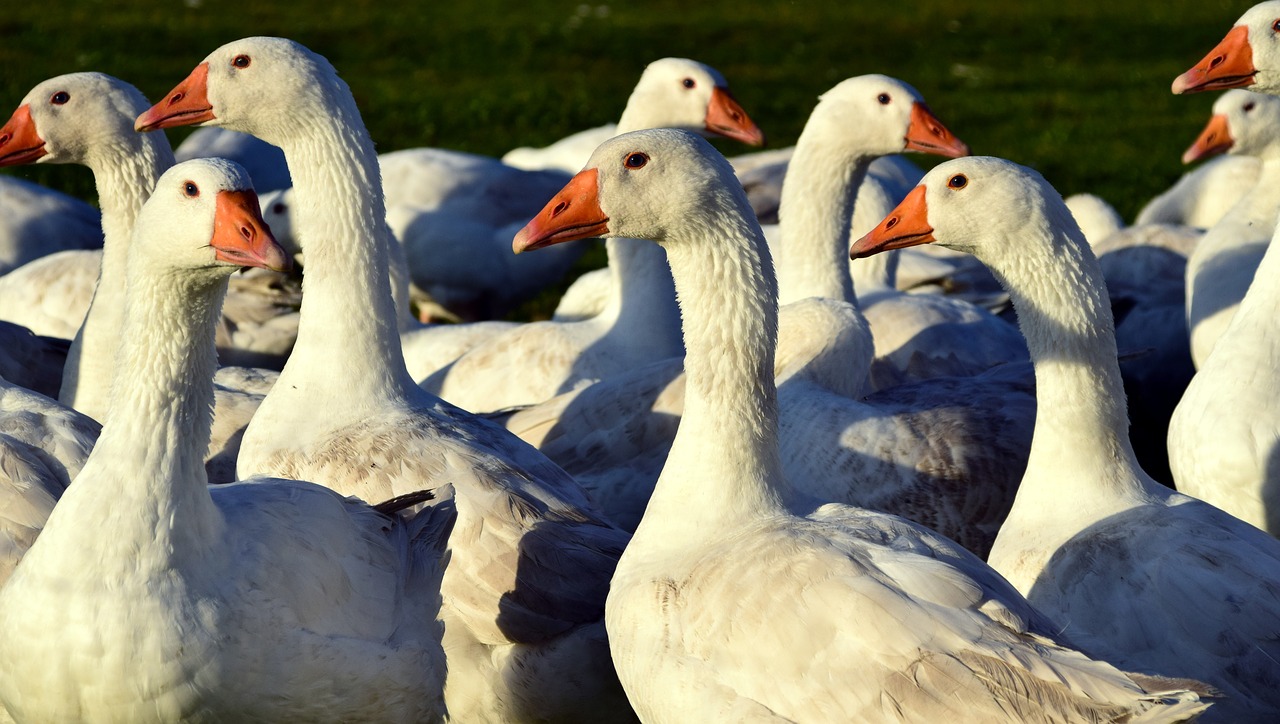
[1197,185,1280,369]
[981,217,1157,524]
[1187,153,1280,295]
[774,132,864,307]
[32,263,226,575]
[59,131,175,421]
[263,93,416,410]
[631,197,788,555]
[596,238,685,355]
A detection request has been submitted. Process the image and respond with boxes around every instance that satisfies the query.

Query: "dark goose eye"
[624,152,649,169]
[948,174,968,189]
[682,78,695,89]
[50,91,70,105]
[184,181,199,197]
[877,93,891,105]
[232,54,251,69]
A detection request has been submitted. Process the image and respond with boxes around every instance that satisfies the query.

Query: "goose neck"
[60,132,176,421]
[600,237,684,355]
[983,221,1152,507]
[1202,201,1280,359]
[269,102,414,404]
[775,138,865,306]
[44,265,227,568]
[632,204,788,552]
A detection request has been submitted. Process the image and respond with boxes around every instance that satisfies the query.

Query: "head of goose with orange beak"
[0,73,155,168]
[1173,1,1280,95]
[799,74,969,161]
[134,158,292,279]
[136,36,341,147]
[515,128,750,254]
[851,156,1072,264]
[1184,89,1280,163]
[619,58,766,146]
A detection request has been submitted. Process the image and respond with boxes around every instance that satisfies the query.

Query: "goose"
[0,174,102,275]
[138,37,635,722]
[0,158,448,721]
[1065,193,1125,245]
[1180,89,1280,368]
[853,154,1280,720]
[173,125,292,192]
[516,127,1210,723]
[0,247,99,339]
[0,72,291,482]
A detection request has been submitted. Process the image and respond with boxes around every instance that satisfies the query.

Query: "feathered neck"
[256,82,415,409]
[631,185,788,553]
[31,259,227,573]
[60,128,175,421]
[774,128,866,307]
[976,203,1158,523]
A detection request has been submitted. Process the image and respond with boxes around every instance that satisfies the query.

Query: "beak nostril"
[1210,55,1225,69]
[240,226,253,241]
[0,134,9,146]
[552,201,569,217]
[169,92,185,105]
[886,217,899,230]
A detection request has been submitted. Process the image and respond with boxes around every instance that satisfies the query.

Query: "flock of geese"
[2,2,1280,722]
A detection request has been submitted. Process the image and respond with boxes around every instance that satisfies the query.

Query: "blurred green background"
[0,0,1253,311]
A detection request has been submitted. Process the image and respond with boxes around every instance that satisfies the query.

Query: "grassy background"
[0,0,1255,312]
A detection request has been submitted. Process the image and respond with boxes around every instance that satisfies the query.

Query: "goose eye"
[50,91,70,105]
[1245,102,1257,112]
[624,152,649,169]
[947,174,968,189]
[183,181,199,197]
[1273,19,1280,32]
[682,78,695,89]
[272,202,286,215]
[877,93,891,105]
[232,54,251,69]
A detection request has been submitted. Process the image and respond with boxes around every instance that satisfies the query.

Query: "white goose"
[0,174,102,275]
[1181,89,1280,368]
[1135,155,1258,229]
[516,127,1210,723]
[0,158,448,721]
[138,37,635,722]
[853,154,1280,720]
[0,72,287,482]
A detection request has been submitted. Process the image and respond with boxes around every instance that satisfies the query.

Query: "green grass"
[0,0,1257,314]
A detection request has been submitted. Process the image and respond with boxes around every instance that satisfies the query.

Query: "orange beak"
[212,189,292,272]
[1183,113,1234,163]
[513,168,609,253]
[136,62,215,132]
[1173,25,1257,94]
[705,86,766,146]
[849,185,935,258]
[0,105,46,166]
[905,103,969,158]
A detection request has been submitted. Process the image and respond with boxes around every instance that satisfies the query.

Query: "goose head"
[132,158,292,278]
[1184,88,1280,163]
[803,74,969,159]
[619,57,765,146]
[136,36,339,143]
[850,155,1076,263]
[0,73,152,167]
[514,128,747,252]
[1173,1,1280,94]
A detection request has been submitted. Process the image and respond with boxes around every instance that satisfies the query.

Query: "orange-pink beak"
[905,103,970,158]
[849,185,935,258]
[136,62,216,132]
[705,86,766,146]
[513,168,609,253]
[1183,113,1234,164]
[213,189,292,272]
[1173,25,1257,94]
[0,105,47,166]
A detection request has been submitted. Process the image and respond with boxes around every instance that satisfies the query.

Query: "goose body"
[0,175,101,275]
[517,128,1210,723]
[140,37,635,721]
[0,158,448,722]
[854,154,1280,720]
